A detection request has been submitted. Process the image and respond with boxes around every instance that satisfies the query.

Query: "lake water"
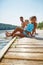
[0,30,13,50]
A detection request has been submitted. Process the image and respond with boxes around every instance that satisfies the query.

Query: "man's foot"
[6,32,11,37]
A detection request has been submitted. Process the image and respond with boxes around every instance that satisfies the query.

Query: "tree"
[37,21,43,29]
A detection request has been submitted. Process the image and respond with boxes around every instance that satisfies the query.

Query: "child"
[25,20,29,26]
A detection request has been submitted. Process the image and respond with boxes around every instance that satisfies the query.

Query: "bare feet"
[6,31,11,37]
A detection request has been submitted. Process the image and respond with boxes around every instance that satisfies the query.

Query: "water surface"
[0,30,13,50]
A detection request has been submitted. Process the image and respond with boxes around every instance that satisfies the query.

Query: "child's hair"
[30,16,37,21]
[25,19,29,26]
[25,20,29,23]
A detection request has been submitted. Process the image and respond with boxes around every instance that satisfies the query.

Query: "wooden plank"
[16,44,43,46]
[17,38,43,43]
[13,42,43,44]
[13,44,43,46]
[9,47,43,49]
[8,48,43,53]
[0,63,13,65]
[0,59,43,65]
[4,52,43,60]
[1,59,43,65]
[14,40,43,44]
[9,47,43,51]
[11,44,43,48]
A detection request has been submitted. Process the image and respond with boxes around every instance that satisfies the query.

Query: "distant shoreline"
[0,23,17,30]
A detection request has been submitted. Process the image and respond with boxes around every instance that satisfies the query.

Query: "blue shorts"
[23,30,29,37]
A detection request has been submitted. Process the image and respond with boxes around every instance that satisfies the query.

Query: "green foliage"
[0,23,17,30]
[37,21,43,29]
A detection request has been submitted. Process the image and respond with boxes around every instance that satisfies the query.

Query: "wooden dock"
[0,36,43,65]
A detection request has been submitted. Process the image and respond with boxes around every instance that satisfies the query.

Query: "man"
[6,16,27,37]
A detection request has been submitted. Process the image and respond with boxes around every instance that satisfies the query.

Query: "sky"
[0,0,43,26]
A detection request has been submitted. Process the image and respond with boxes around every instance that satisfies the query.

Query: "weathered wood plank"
[0,63,11,65]
[9,47,43,49]
[8,48,43,53]
[4,52,43,60]
[17,38,43,43]
[0,59,43,65]
[13,42,43,45]
[13,44,43,46]
[11,44,43,48]
[14,40,43,43]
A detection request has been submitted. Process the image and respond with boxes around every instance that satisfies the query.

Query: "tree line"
[0,23,17,30]
[37,21,43,29]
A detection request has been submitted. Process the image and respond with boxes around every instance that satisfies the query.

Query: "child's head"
[30,16,37,23]
[25,20,29,25]
[20,16,24,22]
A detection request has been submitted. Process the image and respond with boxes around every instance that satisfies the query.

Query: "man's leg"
[6,27,23,37]
[11,27,23,36]
[12,33,25,38]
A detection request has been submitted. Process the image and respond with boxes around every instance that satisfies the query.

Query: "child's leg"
[27,32,32,36]
[32,29,36,34]
[6,27,23,37]
[12,33,25,38]
[31,29,35,36]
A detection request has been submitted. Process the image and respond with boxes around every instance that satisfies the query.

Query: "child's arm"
[34,23,37,34]
[31,29,35,36]
[31,23,37,36]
